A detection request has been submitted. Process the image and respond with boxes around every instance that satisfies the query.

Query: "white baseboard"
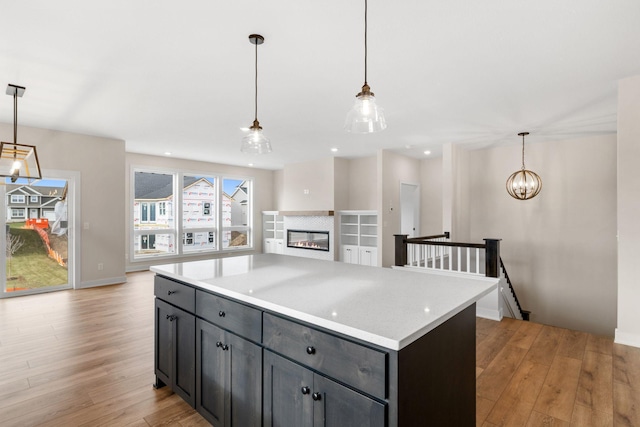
[615,328,640,349]
[78,276,127,289]
[476,306,503,321]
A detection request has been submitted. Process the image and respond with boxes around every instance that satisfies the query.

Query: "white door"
[400,183,420,237]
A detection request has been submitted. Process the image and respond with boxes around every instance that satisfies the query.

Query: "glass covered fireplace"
[287,229,330,252]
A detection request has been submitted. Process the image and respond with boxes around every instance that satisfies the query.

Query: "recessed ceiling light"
[424,150,431,155]
[331,147,338,152]
[164,152,171,156]
[248,163,254,167]
[240,127,250,132]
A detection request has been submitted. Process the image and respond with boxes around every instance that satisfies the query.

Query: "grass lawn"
[5,224,68,291]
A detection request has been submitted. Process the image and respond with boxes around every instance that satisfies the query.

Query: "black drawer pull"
[167,290,176,296]
[306,346,316,355]
[218,311,226,317]
[312,392,322,401]
[301,386,310,395]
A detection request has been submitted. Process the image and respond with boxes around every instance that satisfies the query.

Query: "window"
[11,208,25,218]
[183,175,217,253]
[132,169,253,260]
[11,195,25,203]
[222,178,251,249]
[133,171,175,258]
[30,195,39,203]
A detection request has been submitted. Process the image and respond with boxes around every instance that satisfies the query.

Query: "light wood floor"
[0,271,638,426]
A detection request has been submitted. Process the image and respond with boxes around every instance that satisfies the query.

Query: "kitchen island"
[152,254,497,426]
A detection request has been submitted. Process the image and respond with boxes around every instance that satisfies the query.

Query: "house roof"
[6,185,65,198]
[134,173,200,200]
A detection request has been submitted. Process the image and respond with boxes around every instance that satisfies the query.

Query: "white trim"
[615,328,640,348]
[78,276,127,289]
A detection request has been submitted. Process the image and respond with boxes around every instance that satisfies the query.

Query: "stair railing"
[394,233,529,320]
[394,233,500,277]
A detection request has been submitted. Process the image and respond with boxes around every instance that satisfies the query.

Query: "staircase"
[499,257,530,321]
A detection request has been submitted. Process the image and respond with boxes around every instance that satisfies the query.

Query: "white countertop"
[151,254,497,350]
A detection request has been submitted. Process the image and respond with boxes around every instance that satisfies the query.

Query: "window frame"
[30,195,39,203]
[131,167,254,262]
[11,194,25,204]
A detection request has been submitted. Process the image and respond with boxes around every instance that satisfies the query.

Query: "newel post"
[394,234,409,267]
[484,238,501,278]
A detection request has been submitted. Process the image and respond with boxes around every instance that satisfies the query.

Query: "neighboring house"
[229,181,248,226]
[5,184,63,222]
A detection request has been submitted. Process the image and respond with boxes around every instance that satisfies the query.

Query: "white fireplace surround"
[282,215,334,261]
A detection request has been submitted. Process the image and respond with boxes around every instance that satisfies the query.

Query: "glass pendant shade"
[241,120,272,154]
[346,0,386,134]
[345,85,387,133]
[241,34,271,154]
[506,132,542,200]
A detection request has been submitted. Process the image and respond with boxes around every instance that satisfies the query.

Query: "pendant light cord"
[13,91,18,146]
[254,39,258,122]
[364,0,368,85]
[521,134,526,170]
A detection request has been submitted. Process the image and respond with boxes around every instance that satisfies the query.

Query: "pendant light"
[506,132,542,200]
[241,34,272,154]
[0,84,42,183]
[345,0,387,133]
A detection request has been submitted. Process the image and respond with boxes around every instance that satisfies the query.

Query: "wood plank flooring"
[0,271,638,426]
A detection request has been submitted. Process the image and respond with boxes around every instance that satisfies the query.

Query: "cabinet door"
[197,320,262,427]
[228,331,262,427]
[155,299,173,387]
[196,319,227,426]
[358,247,378,267]
[264,351,314,427]
[155,299,196,407]
[275,240,284,254]
[341,245,359,264]
[313,375,386,427]
[264,238,274,254]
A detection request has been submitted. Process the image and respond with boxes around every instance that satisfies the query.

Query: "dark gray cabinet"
[154,272,477,426]
[196,318,262,427]
[154,298,196,407]
[263,350,385,427]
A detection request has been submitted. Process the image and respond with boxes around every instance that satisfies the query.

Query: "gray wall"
[464,135,617,336]
[1,123,126,288]
[617,75,640,346]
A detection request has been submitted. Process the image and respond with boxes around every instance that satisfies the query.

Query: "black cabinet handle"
[216,341,222,348]
[301,386,310,395]
[222,344,229,351]
[218,311,226,317]
[306,346,316,355]
[166,314,176,322]
[167,290,176,296]
[312,392,322,401]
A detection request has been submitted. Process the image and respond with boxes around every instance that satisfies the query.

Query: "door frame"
[1,169,81,298]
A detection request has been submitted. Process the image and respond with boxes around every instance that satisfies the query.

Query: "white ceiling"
[1,1,639,170]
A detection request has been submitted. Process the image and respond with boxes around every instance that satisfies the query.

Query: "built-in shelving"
[263,211,284,254]
[338,211,378,266]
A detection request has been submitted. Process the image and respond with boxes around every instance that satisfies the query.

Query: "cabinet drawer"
[196,290,262,343]
[155,276,195,313]
[263,313,386,399]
